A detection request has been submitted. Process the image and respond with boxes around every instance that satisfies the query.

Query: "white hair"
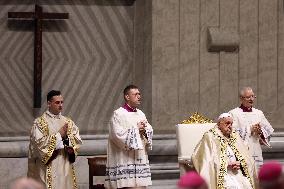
[239,87,253,97]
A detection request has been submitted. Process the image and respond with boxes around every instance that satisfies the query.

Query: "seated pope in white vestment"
[229,87,274,169]
[192,113,257,189]
[105,85,153,189]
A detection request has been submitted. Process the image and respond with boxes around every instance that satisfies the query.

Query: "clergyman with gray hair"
[229,87,274,169]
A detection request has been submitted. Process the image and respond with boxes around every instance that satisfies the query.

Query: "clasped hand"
[137,120,147,131]
[251,123,261,136]
[59,123,68,139]
[228,161,240,172]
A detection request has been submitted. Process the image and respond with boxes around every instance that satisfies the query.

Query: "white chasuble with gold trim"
[28,111,82,189]
[192,126,257,189]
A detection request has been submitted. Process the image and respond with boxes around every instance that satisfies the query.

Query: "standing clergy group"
[26,85,153,189]
[26,85,273,189]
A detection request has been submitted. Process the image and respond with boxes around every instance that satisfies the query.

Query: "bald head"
[10,177,45,189]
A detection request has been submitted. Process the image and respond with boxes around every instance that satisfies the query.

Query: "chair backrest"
[176,123,215,175]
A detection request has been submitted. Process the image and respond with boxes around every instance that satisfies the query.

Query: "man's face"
[240,89,255,108]
[125,88,141,108]
[48,95,63,115]
[218,117,233,137]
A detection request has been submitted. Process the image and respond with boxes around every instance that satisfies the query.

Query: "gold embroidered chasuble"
[28,111,82,189]
[192,126,257,189]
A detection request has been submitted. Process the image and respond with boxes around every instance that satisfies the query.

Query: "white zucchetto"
[218,113,232,121]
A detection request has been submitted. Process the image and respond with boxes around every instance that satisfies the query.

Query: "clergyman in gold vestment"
[28,90,82,189]
[192,113,257,189]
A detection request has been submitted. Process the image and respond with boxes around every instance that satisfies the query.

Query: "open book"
[259,127,271,148]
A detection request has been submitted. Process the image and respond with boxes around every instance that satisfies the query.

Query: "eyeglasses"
[222,121,233,126]
[241,95,256,100]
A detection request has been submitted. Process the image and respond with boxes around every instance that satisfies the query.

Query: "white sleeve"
[144,123,153,150]
[55,133,64,150]
[109,112,143,150]
[259,112,274,137]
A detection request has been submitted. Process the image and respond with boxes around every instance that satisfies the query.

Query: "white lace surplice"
[105,107,153,189]
[229,107,274,169]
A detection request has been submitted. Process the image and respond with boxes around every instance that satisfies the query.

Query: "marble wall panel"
[258,0,278,115]
[178,0,200,121]
[219,0,239,112]
[152,0,180,133]
[152,0,284,130]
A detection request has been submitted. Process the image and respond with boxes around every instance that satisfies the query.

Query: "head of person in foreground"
[177,171,208,189]
[259,161,284,189]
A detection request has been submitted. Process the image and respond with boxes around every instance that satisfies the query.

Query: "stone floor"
[149,179,178,189]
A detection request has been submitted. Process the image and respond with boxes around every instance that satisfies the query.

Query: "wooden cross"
[8,4,68,109]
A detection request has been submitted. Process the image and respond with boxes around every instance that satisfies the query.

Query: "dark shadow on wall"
[7,20,69,32]
[0,0,136,6]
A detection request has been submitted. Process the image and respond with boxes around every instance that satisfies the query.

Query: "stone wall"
[0,0,151,136]
[0,0,283,135]
[152,0,284,132]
